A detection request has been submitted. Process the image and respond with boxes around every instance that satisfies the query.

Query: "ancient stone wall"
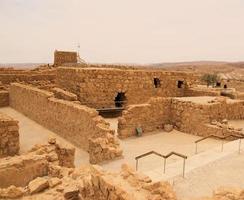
[54,51,77,66]
[9,83,122,163]
[52,87,78,101]
[184,87,221,97]
[0,91,9,107]
[0,112,19,157]
[118,96,244,138]
[118,98,172,138]
[0,69,55,85]
[57,67,199,108]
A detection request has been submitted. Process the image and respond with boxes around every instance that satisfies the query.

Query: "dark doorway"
[177,80,184,88]
[224,84,227,89]
[216,82,221,87]
[114,92,127,107]
[154,78,161,88]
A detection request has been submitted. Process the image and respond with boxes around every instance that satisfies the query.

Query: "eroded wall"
[9,83,122,163]
[0,91,9,107]
[118,96,244,138]
[0,112,19,157]
[56,67,199,108]
[54,51,77,66]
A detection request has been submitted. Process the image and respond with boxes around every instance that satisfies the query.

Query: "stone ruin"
[0,136,177,200]
[54,50,78,66]
[0,112,19,157]
[0,63,244,199]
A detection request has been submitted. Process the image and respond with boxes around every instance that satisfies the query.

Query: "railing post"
[239,139,242,154]
[183,158,186,178]
[195,143,198,154]
[163,158,166,174]
[136,159,138,171]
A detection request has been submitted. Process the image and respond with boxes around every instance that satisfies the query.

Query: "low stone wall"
[184,87,220,97]
[0,91,9,107]
[52,87,78,101]
[118,98,171,138]
[0,112,19,157]
[118,96,244,138]
[9,83,122,163]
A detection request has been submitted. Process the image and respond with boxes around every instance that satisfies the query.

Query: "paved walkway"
[173,150,244,200]
[142,139,240,181]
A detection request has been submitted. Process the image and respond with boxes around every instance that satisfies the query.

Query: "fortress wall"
[9,83,122,164]
[56,67,198,108]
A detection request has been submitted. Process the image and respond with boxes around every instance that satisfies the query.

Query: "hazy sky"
[0,0,244,63]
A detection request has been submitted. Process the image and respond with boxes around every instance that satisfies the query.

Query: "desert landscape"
[1,0,244,199]
[0,52,244,200]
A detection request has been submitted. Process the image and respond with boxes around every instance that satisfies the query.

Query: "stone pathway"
[172,151,244,199]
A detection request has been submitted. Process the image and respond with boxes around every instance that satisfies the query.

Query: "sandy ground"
[102,118,223,172]
[173,152,244,200]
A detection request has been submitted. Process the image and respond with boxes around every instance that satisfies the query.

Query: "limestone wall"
[184,87,221,97]
[54,51,77,66]
[0,91,9,107]
[0,154,48,188]
[0,71,55,85]
[57,67,198,108]
[118,96,244,138]
[0,112,19,157]
[9,83,122,164]
[0,139,75,188]
[118,97,171,138]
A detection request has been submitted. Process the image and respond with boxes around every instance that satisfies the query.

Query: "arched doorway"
[114,92,127,107]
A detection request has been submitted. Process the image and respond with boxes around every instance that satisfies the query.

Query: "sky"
[0,0,244,64]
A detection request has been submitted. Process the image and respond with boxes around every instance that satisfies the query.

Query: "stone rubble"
[0,112,19,157]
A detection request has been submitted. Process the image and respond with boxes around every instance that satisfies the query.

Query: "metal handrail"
[135,151,164,171]
[163,152,187,178]
[195,134,244,154]
[135,150,187,178]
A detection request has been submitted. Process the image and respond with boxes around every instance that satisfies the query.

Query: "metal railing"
[135,151,187,178]
[195,134,244,154]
